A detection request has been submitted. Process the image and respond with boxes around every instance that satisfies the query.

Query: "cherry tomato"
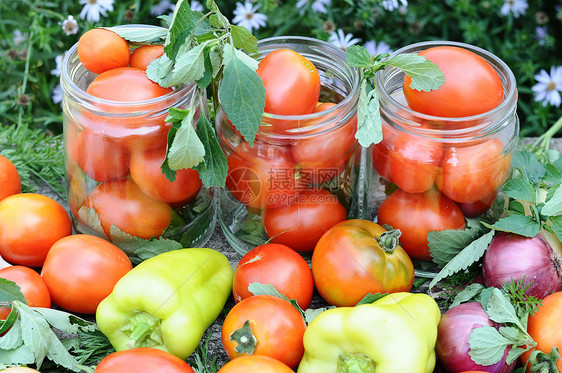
[130,147,202,205]
[41,234,132,314]
[225,142,299,210]
[83,179,173,239]
[0,266,51,308]
[87,67,172,102]
[217,355,294,373]
[0,155,21,201]
[377,187,466,261]
[311,219,414,307]
[94,347,195,373]
[78,28,130,74]
[232,243,314,310]
[0,194,72,267]
[520,291,562,372]
[262,189,347,252]
[436,138,511,204]
[403,46,504,117]
[129,45,165,71]
[221,295,306,369]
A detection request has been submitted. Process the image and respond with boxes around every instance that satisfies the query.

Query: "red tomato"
[41,234,132,314]
[94,347,195,373]
[87,67,172,102]
[262,189,347,252]
[218,355,294,373]
[130,45,165,71]
[372,125,396,183]
[0,266,51,308]
[225,142,299,210]
[311,219,414,307]
[84,179,173,239]
[0,194,72,267]
[221,295,306,369]
[232,243,314,309]
[0,155,21,201]
[78,28,130,74]
[436,138,511,204]
[377,187,466,261]
[130,147,202,204]
[71,130,130,183]
[457,191,498,218]
[403,46,504,117]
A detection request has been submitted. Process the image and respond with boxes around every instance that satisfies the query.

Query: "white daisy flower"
[296,0,331,14]
[51,55,64,77]
[60,15,79,36]
[328,29,361,50]
[536,26,547,46]
[232,1,268,33]
[500,0,528,18]
[381,0,408,12]
[79,0,114,22]
[52,84,63,105]
[364,40,392,56]
[191,1,204,12]
[151,0,173,15]
[532,66,562,107]
[13,29,27,46]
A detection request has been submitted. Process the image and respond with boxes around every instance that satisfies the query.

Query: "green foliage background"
[0,0,561,136]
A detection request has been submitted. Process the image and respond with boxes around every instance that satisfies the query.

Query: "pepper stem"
[121,312,162,349]
[337,353,376,373]
[376,228,402,254]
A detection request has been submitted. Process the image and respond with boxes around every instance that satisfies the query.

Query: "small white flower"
[190,1,204,12]
[51,55,64,77]
[151,0,173,15]
[79,0,114,22]
[381,0,408,12]
[500,0,528,18]
[52,84,63,105]
[536,26,548,45]
[60,15,79,35]
[532,66,562,107]
[232,1,268,33]
[364,40,392,56]
[296,0,331,14]
[13,29,27,46]
[328,29,361,50]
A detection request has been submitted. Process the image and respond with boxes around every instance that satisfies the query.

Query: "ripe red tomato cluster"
[374,46,511,261]
[68,28,202,241]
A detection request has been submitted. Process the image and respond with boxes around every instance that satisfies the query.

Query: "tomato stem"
[229,319,257,354]
[376,229,402,254]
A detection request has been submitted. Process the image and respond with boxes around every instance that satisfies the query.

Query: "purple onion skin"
[482,232,562,299]
[436,302,516,373]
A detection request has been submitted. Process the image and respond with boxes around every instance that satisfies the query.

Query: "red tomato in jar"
[130,147,202,205]
[130,45,165,71]
[78,28,130,74]
[262,189,347,252]
[372,124,397,183]
[403,46,504,117]
[0,266,51,308]
[94,347,195,373]
[218,355,294,373]
[311,219,414,307]
[87,67,172,102]
[83,178,173,239]
[41,234,132,314]
[377,187,466,261]
[0,193,72,267]
[0,155,21,201]
[436,138,511,204]
[232,243,314,310]
[225,142,299,210]
[221,295,306,369]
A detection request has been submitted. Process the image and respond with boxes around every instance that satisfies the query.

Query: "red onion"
[482,232,562,299]
[436,302,515,373]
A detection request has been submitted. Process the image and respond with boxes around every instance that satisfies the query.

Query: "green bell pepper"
[297,292,441,373]
[96,247,234,360]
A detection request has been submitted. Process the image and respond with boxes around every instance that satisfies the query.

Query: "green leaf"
[102,26,167,43]
[218,44,265,146]
[429,225,482,267]
[163,42,209,87]
[197,49,214,90]
[541,185,562,216]
[230,320,257,354]
[231,25,258,55]
[165,0,199,59]
[303,307,334,325]
[386,53,445,91]
[507,346,533,366]
[193,114,228,187]
[76,206,108,239]
[429,230,495,288]
[485,288,525,330]
[14,301,53,368]
[0,278,26,304]
[167,108,205,171]
[33,308,96,334]
[543,163,562,185]
[450,283,485,308]
[548,215,562,243]
[45,331,83,372]
[512,151,546,184]
[223,45,259,72]
[355,79,382,147]
[346,45,372,68]
[354,293,389,306]
[469,326,512,366]
[503,178,536,203]
[247,282,304,318]
[0,344,35,367]
[109,225,183,261]
[146,53,175,85]
[0,317,23,350]
[482,214,540,237]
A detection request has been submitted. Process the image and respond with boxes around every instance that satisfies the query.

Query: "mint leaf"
[355,79,381,147]
[429,225,482,267]
[304,307,332,325]
[33,308,96,334]
[162,41,209,88]
[485,288,525,330]
[231,25,258,55]
[165,0,200,59]
[429,230,495,288]
[503,178,536,203]
[386,53,445,91]
[548,215,562,243]
[512,151,546,184]
[167,108,205,171]
[247,282,305,318]
[15,301,53,368]
[109,225,182,261]
[469,326,512,366]
[543,163,562,185]
[103,26,167,43]
[0,316,23,350]
[482,214,540,237]
[346,45,372,68]
[218,44,265,146]
[354,293,388,306]
[541,185,562,216]
[0,278,26,304]
[450,283,485,308]
[193,114,228,187]
[146,53,175,85]
[0,344,35,368]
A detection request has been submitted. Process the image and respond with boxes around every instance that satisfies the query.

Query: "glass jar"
[217,36,365,256]
[61,25,216,255]
[372,41,519,272]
